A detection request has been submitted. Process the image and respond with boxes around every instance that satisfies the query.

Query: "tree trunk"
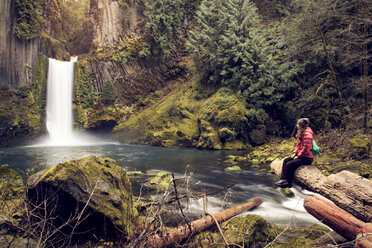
[143,198,263,247]
[304,196,372,240]
[271,160,372,222]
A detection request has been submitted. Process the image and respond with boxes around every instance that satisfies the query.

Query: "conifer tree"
[144,0,184,58]
[189,0,280,108]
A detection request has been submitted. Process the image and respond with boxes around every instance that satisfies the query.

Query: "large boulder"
[27,156,137,241]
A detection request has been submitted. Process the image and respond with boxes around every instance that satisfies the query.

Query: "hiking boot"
[274,179,290,188]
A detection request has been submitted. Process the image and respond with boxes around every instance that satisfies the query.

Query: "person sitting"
[275,118,314,188]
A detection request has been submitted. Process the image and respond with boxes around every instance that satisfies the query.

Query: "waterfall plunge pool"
[0,143,321,227]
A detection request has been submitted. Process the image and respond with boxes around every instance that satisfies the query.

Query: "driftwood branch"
[271,160,372,222]
[143,198,263,247]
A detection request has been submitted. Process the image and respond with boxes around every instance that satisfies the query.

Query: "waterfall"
[45,57,77,146]
[33,57,117,147]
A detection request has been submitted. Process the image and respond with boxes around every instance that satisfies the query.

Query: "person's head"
[296,118,310,129]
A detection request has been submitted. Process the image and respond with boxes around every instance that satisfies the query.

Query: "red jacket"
[294,127,314,158]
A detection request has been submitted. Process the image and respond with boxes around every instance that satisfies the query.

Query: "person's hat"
[297,118,309,128]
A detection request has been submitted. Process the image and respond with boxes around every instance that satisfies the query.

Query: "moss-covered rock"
[147,172,172,189]
[249,124,267,146]
[280,187,295,198]
[0,54,47,147]
[192,215,278,247]
[27,156,137,240]
[113,83,250,150]
[0,165,25,201]
[0,235,37,248]
[224,166,242,172]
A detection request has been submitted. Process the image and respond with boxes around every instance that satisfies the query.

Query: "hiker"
[275,118,314,188]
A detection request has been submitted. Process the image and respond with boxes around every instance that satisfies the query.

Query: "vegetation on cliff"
[0,54,47,147]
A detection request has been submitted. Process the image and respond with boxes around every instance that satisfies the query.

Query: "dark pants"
[280,157,313,183]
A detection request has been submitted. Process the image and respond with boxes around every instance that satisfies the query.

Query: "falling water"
[45,57,77,146]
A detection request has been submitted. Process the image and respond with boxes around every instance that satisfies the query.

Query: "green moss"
[14,0,44,40]
[29,156,137,236]
[224,166,242,172]
[113,82,250,150]
[192,215,279,247]
[0,55,47,146]
[148,172,172,189]
[280,188,295,198]
[0,165,25,200]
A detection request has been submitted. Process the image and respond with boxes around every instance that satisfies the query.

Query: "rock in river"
[27,156,137,241]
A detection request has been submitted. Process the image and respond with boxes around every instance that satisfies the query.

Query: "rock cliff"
[0,0,40,89]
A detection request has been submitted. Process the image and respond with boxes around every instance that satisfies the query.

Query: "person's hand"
[290,153,298,159]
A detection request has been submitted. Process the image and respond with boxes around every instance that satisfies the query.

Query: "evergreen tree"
[144,0,184,58]
[101,81,115,104]
[14,0,44,40]
[189,0,281,108]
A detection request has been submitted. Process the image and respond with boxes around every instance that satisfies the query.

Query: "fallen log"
[143,198,263,247]
[271,160,372,222]
[304,196,372,248]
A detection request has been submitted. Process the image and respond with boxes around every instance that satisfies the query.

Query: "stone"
[192,215,278,247]
[224,166,242,172]
[27,156,137,241]
[280,188,295,198]
[148,172,172,189]
[0,165,24,200]
[249,125,267,146]
[0,235,37,248]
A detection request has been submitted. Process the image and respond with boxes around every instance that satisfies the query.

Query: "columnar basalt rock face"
[91,0,123,47]
[0,0,40,89]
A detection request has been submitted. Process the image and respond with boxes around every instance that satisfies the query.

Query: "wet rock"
[224,166,241,172]
[280,188,295,198]
[147,172,171,189]
[27,156,137,241]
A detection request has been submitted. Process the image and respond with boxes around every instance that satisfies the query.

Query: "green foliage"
[144,0,184,58]
[14,0,44,40]
[271,0,371,129]
[101,81,115,104]
[189,0,283,109]
[113,36,151,64]
[75,62,94,109]
[13,85,31,98]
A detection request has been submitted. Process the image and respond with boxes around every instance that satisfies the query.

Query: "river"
[0,143,321,227]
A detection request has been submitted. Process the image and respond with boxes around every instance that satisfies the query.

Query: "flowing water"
[0,144,320,227]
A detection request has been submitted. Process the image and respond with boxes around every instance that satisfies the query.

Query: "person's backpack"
[312,139,320,156]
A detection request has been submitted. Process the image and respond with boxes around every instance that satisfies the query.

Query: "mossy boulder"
[148,172,172,189]
[0,235,37,248]
[192,215,278,247]
[249,124,267,146]
[218,127,235,142]
[27,156,137,240]
[0,165,25,200]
